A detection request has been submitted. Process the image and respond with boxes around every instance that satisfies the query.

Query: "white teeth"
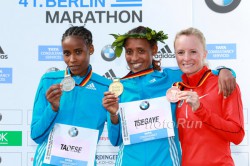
[183,64,193,68]
[132,63,142,68]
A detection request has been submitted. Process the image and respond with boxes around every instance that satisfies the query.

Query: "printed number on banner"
[19,0,28,7]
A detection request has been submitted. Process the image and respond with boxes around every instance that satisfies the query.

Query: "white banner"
[0,0,249,165]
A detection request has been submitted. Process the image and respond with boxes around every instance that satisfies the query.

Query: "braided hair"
[125,26,161,71]
[62,25,93,46]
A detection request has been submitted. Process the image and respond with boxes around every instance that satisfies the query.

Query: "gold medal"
[109,79,123,96]
[61,75,75,91]
[166,86,180,103]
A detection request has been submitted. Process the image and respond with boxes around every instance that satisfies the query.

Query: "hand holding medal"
[61,74,75,91]
[166,86,181,103]
[109,78,124,97]
[46,84,62,112]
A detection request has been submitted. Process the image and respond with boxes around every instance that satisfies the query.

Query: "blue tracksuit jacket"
[107,68,183,166]
[31,66,111,166]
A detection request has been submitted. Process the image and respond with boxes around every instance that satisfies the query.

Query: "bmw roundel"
[101,45,116,61]
[140,101,150,110]
[205,0,241,13]
[68,127,79,137]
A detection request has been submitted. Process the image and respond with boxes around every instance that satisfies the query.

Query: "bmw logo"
[205,0,241,13]
[101,45,116,61]
[68,127,78,137]
[46,67,60,73]
[140,101,150,110]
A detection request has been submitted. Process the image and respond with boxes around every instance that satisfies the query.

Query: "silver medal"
[61,75,75,91]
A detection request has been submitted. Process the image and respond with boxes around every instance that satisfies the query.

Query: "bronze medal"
[166,86,180,103]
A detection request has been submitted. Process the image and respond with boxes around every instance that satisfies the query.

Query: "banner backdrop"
[0,0,249,165]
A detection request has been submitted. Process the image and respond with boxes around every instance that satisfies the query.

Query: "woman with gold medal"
[102,26,237,166]
[31,25,111,166]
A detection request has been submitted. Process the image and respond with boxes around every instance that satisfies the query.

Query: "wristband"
[215,66,236,78]
[110,110,119,117]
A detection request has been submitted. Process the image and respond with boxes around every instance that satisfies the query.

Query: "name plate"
[44,123,99,166]
[119,96,175,145]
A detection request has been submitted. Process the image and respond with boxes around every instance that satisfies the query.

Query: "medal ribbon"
[65,67,92,87]
[122,68,154,80]
[173,69,212,89]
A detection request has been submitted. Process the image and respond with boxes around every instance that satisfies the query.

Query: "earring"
[153,53,161,61]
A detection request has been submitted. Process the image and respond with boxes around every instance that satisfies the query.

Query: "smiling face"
[124,38,157,73]
[62,36,94,77]
[174,34,207,76]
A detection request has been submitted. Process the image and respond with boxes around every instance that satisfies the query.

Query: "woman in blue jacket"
[31,26,110,166]
[102,26,236,166]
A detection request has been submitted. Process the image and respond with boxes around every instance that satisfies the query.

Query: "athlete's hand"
[218,69,236,98]
[178,90,200,111]
[46,84,62,112]
[102,91,119,115]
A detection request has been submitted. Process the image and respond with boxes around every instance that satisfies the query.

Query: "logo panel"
[38,46,63,61]
[207,43,236,59]
[0,68,12,84]
[205,0,241,13]
[139,101,150,110]
[101,45,116,61]
[0,131,22,146]
[0,46,8,59]
[155,45,175,59]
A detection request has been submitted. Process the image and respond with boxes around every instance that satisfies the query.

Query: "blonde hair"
[174,27,209,66]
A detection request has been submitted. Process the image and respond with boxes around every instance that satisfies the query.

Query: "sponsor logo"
[99,136,109,141]
[0,131,22,146]
[0,46,8,59]
[111,0,142,7]
[46,67,60,73]
[149,78,156,83]
[38,46,63,61]
[205,0,241,13]
[101,45,116,61]
[68,127,78,137]
[86,83,97,90]
[154,45,175,59]
[0,68,12,84]
[140,101,150,110]
[45,0,143,24]
[96,154,117,165]
[207,43,236,59]
[103,69,116,79]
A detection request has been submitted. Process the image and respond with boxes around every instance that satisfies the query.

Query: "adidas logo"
[0,46,8,59]
[0,47,4,54]
[103,69,116,80]
[155,45,175,59]
[86,83,96,90]
[149,78,156,83]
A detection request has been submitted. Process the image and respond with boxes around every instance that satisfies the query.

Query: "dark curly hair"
[124,26,161,71]
[62,25,93,46]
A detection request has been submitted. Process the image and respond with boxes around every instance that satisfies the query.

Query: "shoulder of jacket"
[91,72,112,86]
[162,67,182,75]
[41,71,65,80]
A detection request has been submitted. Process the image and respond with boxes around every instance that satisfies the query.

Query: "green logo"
[0,131,22,146]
